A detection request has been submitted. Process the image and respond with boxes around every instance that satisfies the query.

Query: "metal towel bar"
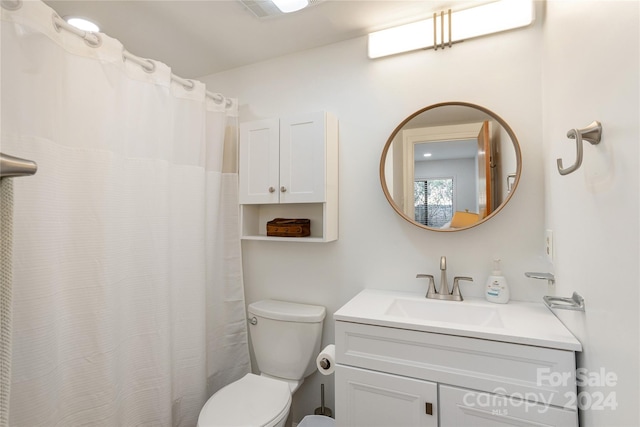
[544,292,585,312]
[0,152,38,178]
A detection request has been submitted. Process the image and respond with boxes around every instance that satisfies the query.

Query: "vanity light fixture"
[368,0,534,59]
[423,153,432,158]
[65,17,100,32]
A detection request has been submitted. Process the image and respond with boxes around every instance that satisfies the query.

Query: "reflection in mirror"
[380,102,521,232]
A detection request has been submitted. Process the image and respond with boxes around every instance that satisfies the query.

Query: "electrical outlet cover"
[545,229,553,263]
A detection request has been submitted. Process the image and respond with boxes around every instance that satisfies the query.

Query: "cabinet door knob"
[280,186,287,193]
[268,186,276,193]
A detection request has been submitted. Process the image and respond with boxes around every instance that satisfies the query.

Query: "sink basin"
[385,297,504,328]
[333,289,583,351]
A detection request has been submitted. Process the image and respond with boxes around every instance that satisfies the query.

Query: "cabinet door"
[239,119,279,204]
[279,112,326,203]
[336,365,437,427]
[439,385,578,427]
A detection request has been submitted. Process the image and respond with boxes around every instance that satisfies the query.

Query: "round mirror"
[380,102,521,232]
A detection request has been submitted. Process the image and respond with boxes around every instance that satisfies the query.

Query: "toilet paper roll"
[316,344,336,376]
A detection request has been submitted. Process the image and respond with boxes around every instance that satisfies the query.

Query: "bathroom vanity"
[334,290,582,426]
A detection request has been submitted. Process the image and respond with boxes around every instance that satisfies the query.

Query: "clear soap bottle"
[485,259,510,304]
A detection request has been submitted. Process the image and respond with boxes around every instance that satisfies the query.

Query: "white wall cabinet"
[335,321,579,427]
[239,111,338,242]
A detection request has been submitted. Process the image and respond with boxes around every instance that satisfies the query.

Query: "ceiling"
[43,0,477,79]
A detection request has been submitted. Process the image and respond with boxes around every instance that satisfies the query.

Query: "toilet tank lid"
[249,300,326,323]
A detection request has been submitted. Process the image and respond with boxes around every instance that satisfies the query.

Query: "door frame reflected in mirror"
[402,121,487,220]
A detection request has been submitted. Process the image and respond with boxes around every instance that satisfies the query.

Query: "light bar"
[368,0,534,59]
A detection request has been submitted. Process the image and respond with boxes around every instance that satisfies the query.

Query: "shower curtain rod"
[2,1,224,104]
[0,152,38,178]
[121,49,232,108]
[43,6,232,108]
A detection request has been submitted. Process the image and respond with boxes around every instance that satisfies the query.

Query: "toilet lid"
[198,373,291,427]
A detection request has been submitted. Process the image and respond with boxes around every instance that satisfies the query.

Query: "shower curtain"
[1,1,251,425]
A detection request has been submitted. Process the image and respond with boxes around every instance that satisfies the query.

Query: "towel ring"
[557,121,602,175]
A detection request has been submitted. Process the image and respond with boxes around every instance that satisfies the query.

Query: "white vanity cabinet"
[239,111,338,242]
[334,320,580,427]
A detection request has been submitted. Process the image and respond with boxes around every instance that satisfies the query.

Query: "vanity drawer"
[335,321,577,409]
[439,385,578,427]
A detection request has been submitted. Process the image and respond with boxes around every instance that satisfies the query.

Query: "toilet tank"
[248,300,326,381]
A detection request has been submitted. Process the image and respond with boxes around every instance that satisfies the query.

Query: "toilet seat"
[197,373,292,427]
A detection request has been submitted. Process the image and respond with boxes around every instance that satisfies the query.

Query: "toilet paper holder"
[318,357,331,370]
[316,344,336,376]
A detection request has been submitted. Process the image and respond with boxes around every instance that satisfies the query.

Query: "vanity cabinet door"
[335,365,437,427]
[239,118,280,204]
[439,385,578,427]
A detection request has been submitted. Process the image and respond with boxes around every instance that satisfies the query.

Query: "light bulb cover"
[368,19,433,59]
[66,17,100,32]
[271,0,309,13]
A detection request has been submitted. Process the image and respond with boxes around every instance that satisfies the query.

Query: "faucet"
[417,256,473,301]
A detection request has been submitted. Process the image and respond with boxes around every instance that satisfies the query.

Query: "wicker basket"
[266,218,311,237]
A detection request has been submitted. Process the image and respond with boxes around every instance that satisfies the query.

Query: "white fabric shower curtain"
[1,1,251,425]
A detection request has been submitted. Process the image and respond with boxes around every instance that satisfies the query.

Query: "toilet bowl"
[198,373,291,427]
[197,299,326,427]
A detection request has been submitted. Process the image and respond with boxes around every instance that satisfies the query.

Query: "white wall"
[206,3,640,424]
[542,1,639,426]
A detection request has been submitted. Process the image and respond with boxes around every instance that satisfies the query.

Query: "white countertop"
[334,289,582,351]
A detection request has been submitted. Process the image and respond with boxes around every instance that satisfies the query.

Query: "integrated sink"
[385,297,504,328]
[334,289,582,351]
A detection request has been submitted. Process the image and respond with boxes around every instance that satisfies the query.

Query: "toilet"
[198,299,327,427]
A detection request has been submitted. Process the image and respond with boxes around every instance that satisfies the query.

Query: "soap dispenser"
[485,259,510,304]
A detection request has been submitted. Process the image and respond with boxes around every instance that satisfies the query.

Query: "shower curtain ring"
[52,13,62,32]
[84,33,102,48]
[1,0,22,11]
[142,59,156,73]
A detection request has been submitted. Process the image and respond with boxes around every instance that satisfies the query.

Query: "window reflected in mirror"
[414,178,453,228]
